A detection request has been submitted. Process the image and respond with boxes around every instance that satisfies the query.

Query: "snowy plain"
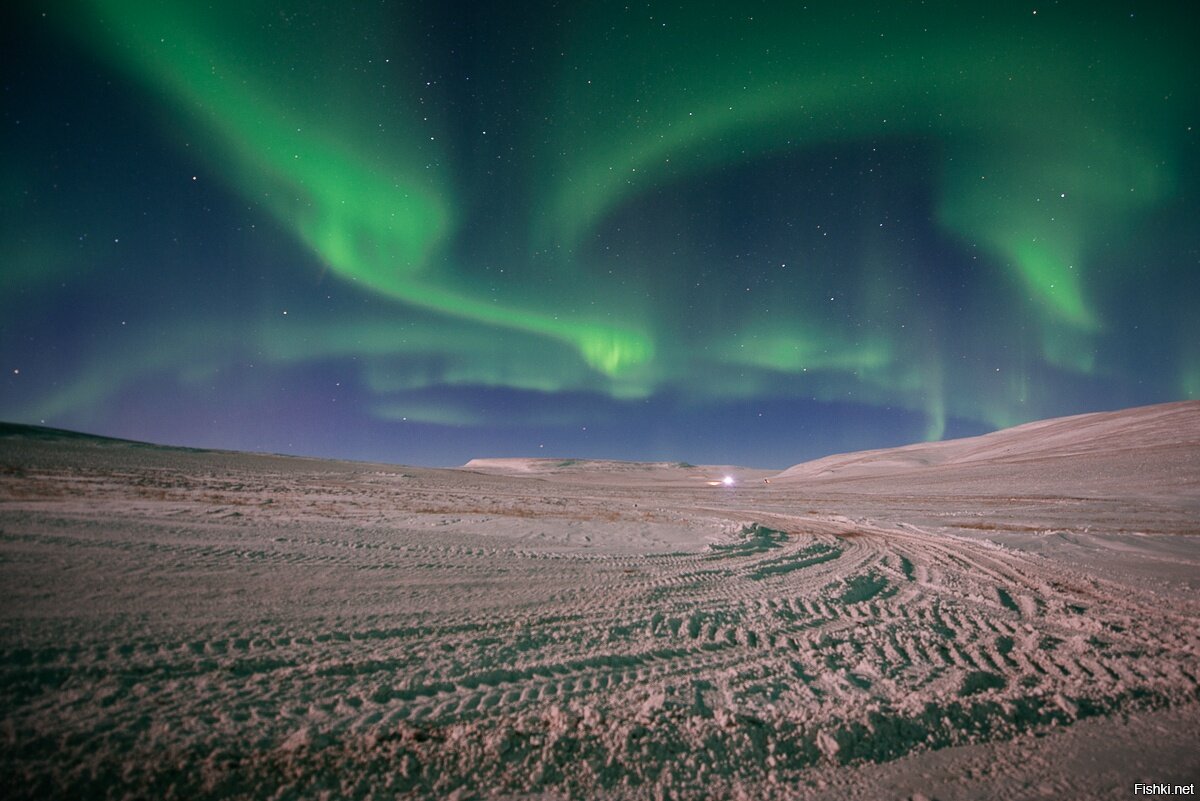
[1,401,1197,799]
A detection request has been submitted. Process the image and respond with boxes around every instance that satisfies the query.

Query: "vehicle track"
[1,460,1197,799]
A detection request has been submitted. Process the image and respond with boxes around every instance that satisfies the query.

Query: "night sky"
[2,1,1197,468]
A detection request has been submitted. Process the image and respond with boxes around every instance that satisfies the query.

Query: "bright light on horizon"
[722,475,735,486]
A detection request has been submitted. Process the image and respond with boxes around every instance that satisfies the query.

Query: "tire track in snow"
[2,458,1198,800]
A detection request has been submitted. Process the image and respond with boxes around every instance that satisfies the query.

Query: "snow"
[0,402,1197,799]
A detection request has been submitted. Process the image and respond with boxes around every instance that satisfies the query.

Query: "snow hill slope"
[772,400,1200,499]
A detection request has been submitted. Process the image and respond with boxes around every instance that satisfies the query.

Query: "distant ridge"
[463,458,698,474]
[460,457,777,486]
[772,400,1200,484]
[4,400,1197,483]
[0,421,169,447]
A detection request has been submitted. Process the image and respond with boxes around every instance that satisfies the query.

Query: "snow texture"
[1,402,1197,799]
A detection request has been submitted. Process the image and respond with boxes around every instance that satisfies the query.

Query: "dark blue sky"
[2,1,1197,467]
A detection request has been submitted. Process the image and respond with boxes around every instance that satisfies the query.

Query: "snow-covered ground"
[1,402,1197,799]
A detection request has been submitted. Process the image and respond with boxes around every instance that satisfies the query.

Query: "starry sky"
[2,1,1197,468]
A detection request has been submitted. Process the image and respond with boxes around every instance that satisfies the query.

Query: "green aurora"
[1,0,1196,463]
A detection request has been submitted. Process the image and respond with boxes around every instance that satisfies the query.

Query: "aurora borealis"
[2,1,1197,467]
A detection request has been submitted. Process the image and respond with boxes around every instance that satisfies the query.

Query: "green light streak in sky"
[542,3,1187,359]
[78,1,449,272]
[722,332,891,375]
[1183,368,1200,401]
[20,1,1194,447]
[73,0,652,377]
